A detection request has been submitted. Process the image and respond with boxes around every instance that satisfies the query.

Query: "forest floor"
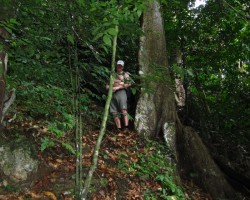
[0,121,213,200]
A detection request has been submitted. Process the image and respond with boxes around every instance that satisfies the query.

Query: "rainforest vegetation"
[0,0,249,199]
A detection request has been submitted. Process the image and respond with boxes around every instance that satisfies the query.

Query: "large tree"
[135,0,176,150]
[135,0,237,199]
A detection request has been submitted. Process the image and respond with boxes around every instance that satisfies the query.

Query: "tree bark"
[177,125,236,199]
[135,0,176,153]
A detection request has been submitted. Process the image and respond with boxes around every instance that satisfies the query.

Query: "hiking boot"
[123,128,129,133]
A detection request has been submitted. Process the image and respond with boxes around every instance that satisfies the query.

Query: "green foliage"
[61,142,76,155]
[139,63,173,94]
[0,18,20,34]
[15,82,71,119]
[99,178,109,187]
[41,136,75,155]
[48,113,74,137]
[171,64,185,80]
[41,137,55,152]
[2,0,248,164]
[162,0,250,145]
[117,139,186,199]
[2,184,17,192]
[2,0,249,198]
[40,112,75,153]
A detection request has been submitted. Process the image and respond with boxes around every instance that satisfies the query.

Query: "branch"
[1,88,16,122]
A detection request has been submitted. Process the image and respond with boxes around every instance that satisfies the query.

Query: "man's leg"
[122,109,129,133]
[112,112,122,130]
[121,109,129,127]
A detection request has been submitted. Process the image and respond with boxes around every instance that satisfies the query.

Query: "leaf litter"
[0,121,212,200]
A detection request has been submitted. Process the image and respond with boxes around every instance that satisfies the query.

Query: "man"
[174,75,186,108]
[107,60,131,133]
[174,74,186,122]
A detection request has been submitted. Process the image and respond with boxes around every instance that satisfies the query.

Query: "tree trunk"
[177,125,236,199]
[135,0,176,153]
[135,0,237,199]
[0,2,16,125]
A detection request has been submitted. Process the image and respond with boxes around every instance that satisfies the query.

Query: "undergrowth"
[117,138,187,200]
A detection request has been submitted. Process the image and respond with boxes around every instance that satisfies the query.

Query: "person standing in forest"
[174,74,186,122]
[174,75,186,108]
[106,60,132,133]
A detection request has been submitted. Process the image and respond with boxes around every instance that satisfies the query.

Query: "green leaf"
[77,0,85,6]
[41,137,55,151]
[107,28,117,36]
[9,18,20,25]
[102,45,108,54]
[67,34,75,45]
[41,37,51,41]
[102,94,107,100]
[78,16,83,24]
[93,32,103,42]
[4,27,12,34]
[62,142,76,154]
[131,87,137,95]
[137,9,142,18]
[103,34,111,46]
[186,69,194,77]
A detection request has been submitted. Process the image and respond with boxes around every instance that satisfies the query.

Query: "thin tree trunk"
[0,4,16,125]
[74,46,82,199]
[81,25,119,199]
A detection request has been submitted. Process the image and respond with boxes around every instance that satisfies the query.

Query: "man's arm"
[123,73,132,88]
[108,73,132,91]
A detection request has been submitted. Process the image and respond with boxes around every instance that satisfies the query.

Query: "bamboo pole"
[74,46,82,199]
[80,25,119,199]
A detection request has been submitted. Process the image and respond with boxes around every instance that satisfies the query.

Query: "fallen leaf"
[130,153,138,162]
[27,192,42,199]
[107,136,117,142]
[48,162,59,169]
[99,164,117,174]
[105,150,118,161]
[43,191,57,200]
[99,190,105,197]
[56,159,63,163]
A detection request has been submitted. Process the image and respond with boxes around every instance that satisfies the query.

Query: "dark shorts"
[110,89,127,113]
